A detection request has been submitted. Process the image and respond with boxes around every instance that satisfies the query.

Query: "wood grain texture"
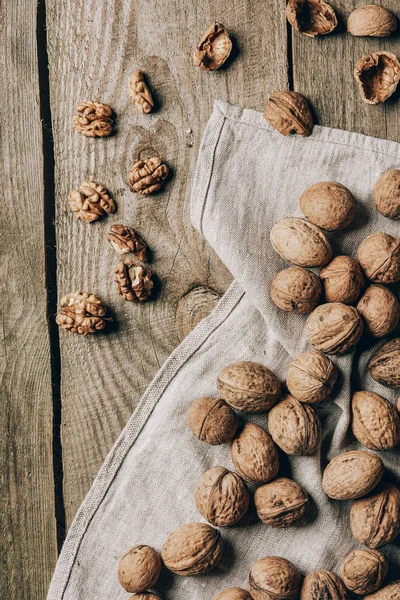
[46,0,288,523]
[0,0,58,598]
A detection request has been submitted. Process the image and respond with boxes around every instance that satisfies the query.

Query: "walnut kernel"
[300,181,356,230]
[286,351,337,404]
[128,157,169,195]
[73,101,113,137]
[268,394,321,455]
[254,477,308,528]
[270,218,332,267]
[56,292,108,336]
[106,224,148,261]
[322,450,384,500]
[161,522,223,575]
[114,259,153,303]
[187,397,238,445]
[68,181,115,223]
[340,549,388,595]
[195,466,249,527]
[231,422,279,485]
[193,22,232,71]
[249,556,301,600]
[354,52,400,104]
[264,91,313,137]
[129,70,154,114]
[374,169,400,219]
[357,285,400,338]
[305,303,363,354]
[271,266,321,313]
[320,256,364,304]
[118,545,161,593]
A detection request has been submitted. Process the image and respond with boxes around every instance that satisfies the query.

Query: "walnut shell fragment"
[271,266,322,314]
[129,70,154,114]
[350,482,400,548]
[354,52,400,105]
[286,351,337,404]
[215,589,252,600]
[364,580,400,600]
[352,391,400,450]
[369,338,400,389]
[231,422,279,485]
[128,157,169,195]
[348,6,397,38]
[268,394,321,455]
[340,548,388,595]
[285,0,337,37]
[118,545,162,593]
[322,450,384,500]
[68,180,116,223]
[264,91,313,137]
[320,256,364,304]
[306,303,363,354]
[73,101,113,137]
[106,224,148,261]
[195,466,249,527]
[56,292,108,336]
[254,477,308,528]
[187,396,238,445]
[300,570,348,600]
[300,182,356,231]
[249,556,301,600]
[357,232,400,284]
[357,285,400,338]
[270,218,332,268]
[193,22,232,71]
[114,259,153,303]
[374,169,400,219]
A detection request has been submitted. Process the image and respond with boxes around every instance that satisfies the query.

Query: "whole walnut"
[131,594,161,600]
[286,351,337,404]
[118,545,162,593]
[254,477,308,528]
[369,338,400,388]
[215,589,252,600]
[231,422,279,485]
[350,482,400,548]
[249,556,301,600]
[161,522,223,575]
[193,22,232,71]
[187,397,238,445]
[374,169,400,219]
[322,450,384,500]
[270,267,321,313]
[357,232,400,283]
[285,0,338,37]
[352,391,400,451]
[355,52,400,105]
[268,394,321,455]
[340,549,388,595]
[364,580,400,599]
[195,466,249,527]
[357,285,400,338]
[264,91,313,137]
[300,570,348,600]
[305,303,363,354]
[300,182,356,230]
[348,6,397,37]
[128,157,169,195]
[270,218,332,267]
[320,256,364,304]
[217,361,281,413]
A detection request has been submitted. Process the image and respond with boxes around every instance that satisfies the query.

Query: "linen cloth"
[48,101,400,600]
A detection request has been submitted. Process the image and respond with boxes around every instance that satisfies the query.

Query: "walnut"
[354,52,400,104]
[128,157,169,195]
[374,169,400,219]
[270,218,332,267]
[114,259,153,303]
[161,522,223,575]
[193,22,232,71]
[369,338,400,388]
[285,0,337,37]
[348,6,397,38]
[268,394,321,455]
[195,466,249,527]
[68,181,115,223]
[300,182,356,231]
[340,549,388,595]
[118,545,162,593]
[270,266,321,314]
[350,482,400,548]
[231,422,279,485]
[131,594,161,600]
[55,292,108,336]
[249,556,301,600]
[215,589,252,600]
[305,303,363,354]
[352,391,400,451]
[357,285,400,338]
[217,361,281,413]
[300,570,348,600]
[363,580,400,599]
[357,232,400,283]
[129,70,154,114]
[73,101,113,137]
[264,91,313,137]
[322,450,384,500]
[286,351,337,404]
[254,477,308,528]
[187,397,238,445]
[106,224,147,261]
[320,256,364,304]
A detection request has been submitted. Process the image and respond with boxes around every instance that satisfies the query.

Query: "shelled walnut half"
[68,181,116,223]
[114,259,153,303]
[128,157,169,195]
[56,292,109,335]
[129,70,154,113]
[106,224,147,261]
[73,101,113,137]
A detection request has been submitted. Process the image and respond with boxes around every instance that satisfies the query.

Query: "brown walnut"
[357,232,400,283]
[305,303,363,354]
[350,482,400,548]
[187,397,238,445]
[374,169,400,219]
[129,70,154,114]
[268,394,321,455]
[354,52,400,105]
[128,157,169,195]
[285,0,337,37]
[118,545,162,593]
[215,589,252,600]
[73,101,113,137]
[264,91,313,137]
[114,259,153,303]
[55,292,108,336]
[286,350,337,404]
[271,266,321,314]
[369,338,400,388]
[300,181,356,231]
[357,285,400,338]
[106,224,148,261]
[320,256,364,305]
[193,22,232,71]
[341,548,388,595]
[161,522,223,576]
[249,556,301,600]
[322,450,384,500]
[364,580,400,599]
[131,594,161,600]
[352,391,400,450]
[68,181,115,223]
[195,466,249,527]
[254,477,308,528]
[231,422,279,485]
[348,6,397,38]
[217,361,281,413]
[270,218,332,267]
[300,570,348,600]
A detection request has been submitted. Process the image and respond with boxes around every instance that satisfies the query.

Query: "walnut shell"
[118,545,162,593]
[364,580,400,599]
[306,303,363,354]
[268,394,321,455]
[352,391,400,450]
[217,361,281,413]
[320,256,364,304]
[249,556,302,600]
[300,182,356,231]
[193,22,232,71]
[195,466,250,527]
[270,218,332,268]
[285,0,338,37]
[187,397,238,445]
[264,91,313,137]
[350,482,400,548]
[300,570,348,600]
[348,6,397,38]
[322,450,384,500]
[254,477,308,528]
[369,338,400,388]
[286,351,337,404]
[357,233,400,283]
[215,589,252,600]
[354,52,400,105]
[357,285,400,338]
[161,522,223,576]
[271,267,321,314]
[340,549,388,595]
[231,422,279,485]
[131,594,161,600]
[374,169,400,219]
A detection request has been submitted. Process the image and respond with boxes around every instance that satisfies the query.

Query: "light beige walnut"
[285,0,338,37]
[305,303,363,354]
[268,394,321,455]
[320,256,364,304]
[364,580,400,599]
[341,549,388,595]
[357,232,400,283]
[231,422,279,485]
[352,391,400,450]
[374,169,400,219]
[350,482,400,548]
[187,397,238,445]
[118,545,162,593]
[355,52,400,104]
[270,218,332,267]
[299,181,356,230]
[301,570,348,600]
[249,556,301,600]
[357,285,400,338]
[348,6,397,37]
[271,266,321,313]
[254,477,308,528]
[195,466,249,527]
[369,338,400,388]
[264,90,313,137]
[322,450,384,500]
[215,589,252,600]
[161,523,223,576]
[286,351,337,404]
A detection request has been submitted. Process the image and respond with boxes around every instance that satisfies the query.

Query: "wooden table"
[2,1,400,597]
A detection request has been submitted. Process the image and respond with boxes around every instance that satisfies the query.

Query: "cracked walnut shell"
[285,0,338,37]
[374,169,400,219]
[364,580,400,600]
[195,466,249,527]
[56,292,108,336]
[215,590,252,600]
[264,91,313,137]
[268,394,321,455]
[357,232,400,283]
[118,545,161,593]
[231,422,279,485]
[341,549,388,595]
[348,6,397,38]
[287,351,337,404]
[129,70,154,114]
[350,482,400,548]
[322,450,384,500]
[271,266,321,314]
[193,22,232,71]
[306,303,363,354]
[254,477,308,528]
[301,570,348,600]
[369,338,400,389]
[249,556,301,600]
[106,224,147,261]
[114,259,153,303]
[68,180,115,223]
[354,52,400,105]
[320,256,364,305]
[352,391,400,451]
[128,157,169,195]
[299,182,356,231]
[270,218,332,268]
[187,396,238,445]
[73,101,113,137]
[357,285,400,338]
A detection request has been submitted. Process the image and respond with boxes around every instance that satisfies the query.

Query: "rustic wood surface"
[3,0,400,598]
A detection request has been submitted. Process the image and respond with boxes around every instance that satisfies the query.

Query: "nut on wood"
[128,157,169,195]
[129,70,154,113]
[73,101,113,137]
[55,292,109,335]
[193,22,232,71]
[354,52,400,104]
[348,6,397,38]
[114,258,153,303]
[285,0,338,37]
[68,180,116,223]
[106,224,148,261]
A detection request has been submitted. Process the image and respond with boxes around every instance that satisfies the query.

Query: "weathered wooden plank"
[0,0,58,598]
[46,0,288,524]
